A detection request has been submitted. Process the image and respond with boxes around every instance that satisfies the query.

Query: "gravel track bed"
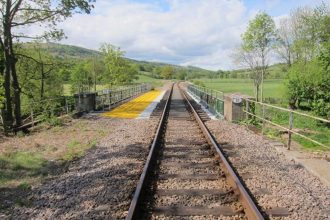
[157,179,230,190]
[161,157,215,164]
[206,120,330,220]
[151,215,245,220]
[9,117,159,220]
[159,166,218,175]
[153,195,238,207]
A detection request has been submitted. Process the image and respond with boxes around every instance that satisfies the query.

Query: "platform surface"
[102,90,162,119]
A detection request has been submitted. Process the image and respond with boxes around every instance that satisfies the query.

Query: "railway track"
[126,83,264,220]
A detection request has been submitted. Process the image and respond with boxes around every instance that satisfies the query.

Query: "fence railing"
[0,83,151,131]
[243,98,330,150]
[187,84,225,118]
[95,83,151,111]
[188,84,330,150]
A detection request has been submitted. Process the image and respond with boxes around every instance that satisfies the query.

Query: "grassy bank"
[0,117,106,188]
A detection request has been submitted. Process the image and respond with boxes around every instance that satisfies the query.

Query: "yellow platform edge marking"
[102,90,161,119]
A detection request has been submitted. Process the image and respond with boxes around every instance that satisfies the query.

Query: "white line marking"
[137,91,166,119]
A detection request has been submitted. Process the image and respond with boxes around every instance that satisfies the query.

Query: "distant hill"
[22,42,287,79]
[23,42,101,59]
[23,42,214,73]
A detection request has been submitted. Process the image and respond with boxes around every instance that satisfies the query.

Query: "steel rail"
[179,83,264,220]
[126,83,174,220]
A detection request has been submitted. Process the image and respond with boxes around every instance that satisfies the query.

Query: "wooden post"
[262,104,265,135]
[288,111,293,150]
[30,106,34,127]
[65,98,69,114]
[246,99,249,120]
[102,96,105,111]
[108,93,111,110]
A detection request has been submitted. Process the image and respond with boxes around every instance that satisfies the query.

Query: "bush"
[286,59,330,117]
[192,80,205,87]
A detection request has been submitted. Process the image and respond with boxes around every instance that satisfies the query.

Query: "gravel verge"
[206,119,330,220]
[4,117,159,219]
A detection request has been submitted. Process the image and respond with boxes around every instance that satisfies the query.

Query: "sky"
[52,0,324,70]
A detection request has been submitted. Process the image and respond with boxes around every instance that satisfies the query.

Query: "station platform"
[102,90,165,119]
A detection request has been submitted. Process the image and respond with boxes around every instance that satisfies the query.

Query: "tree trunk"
[8,31,22,127]
[41,64,45,99]
[3,23,14,131]
[3,7,22,128]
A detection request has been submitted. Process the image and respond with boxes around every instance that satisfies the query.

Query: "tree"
[275,17,294,66]
[161,65,175,79]
[17,44,65,100]
[238,12,276,101]
[284,2,330,117]
[0,0,94,131]
[100,43,138,86]
[176,69,187,80]
[71,62,93,93]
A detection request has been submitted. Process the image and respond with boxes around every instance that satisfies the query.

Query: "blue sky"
[50,0,326,70]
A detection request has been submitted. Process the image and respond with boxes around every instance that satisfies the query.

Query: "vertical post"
[65,98,69,114]
[108,93,111,110]
[288,111,293,150]
[102,96,105,111]
[262,104,265,135]
[30,105,34,127]
[246,99,249,120]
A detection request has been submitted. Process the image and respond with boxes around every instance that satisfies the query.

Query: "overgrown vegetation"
[281,4,330,119]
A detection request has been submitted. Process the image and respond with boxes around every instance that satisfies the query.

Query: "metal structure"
[126,83,264,220]
[96,84,151,110]
[7,83,151,131]
[187,84,224,118]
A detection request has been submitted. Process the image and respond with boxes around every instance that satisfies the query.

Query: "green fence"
[95,84,151,110]
[187,84,224,118]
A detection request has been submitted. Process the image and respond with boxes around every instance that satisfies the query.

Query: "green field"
[135,74,165,88]
[194,78,286,100]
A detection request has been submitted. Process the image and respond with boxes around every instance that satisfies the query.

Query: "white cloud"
[58,0,248,70]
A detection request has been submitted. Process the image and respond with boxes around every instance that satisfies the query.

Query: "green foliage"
[63,140,84,161]
[100,43,138,86]
[46,116,64,127]
[17,46,64,98]
[192,80,206,87]
[176,69,188,80]
[240,12,276,101]
[242,12,276,52]
[286,59,330,118]
[63,139,98,161]
[160,65,175,79]
[70,62,93,93]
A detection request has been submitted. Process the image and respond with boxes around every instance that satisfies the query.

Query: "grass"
[135,74,165,88]
[62,139,97,161]
[0,152,46,186]
[251,103,330,151]
[0,119,103,187]
[194,78,285,100]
